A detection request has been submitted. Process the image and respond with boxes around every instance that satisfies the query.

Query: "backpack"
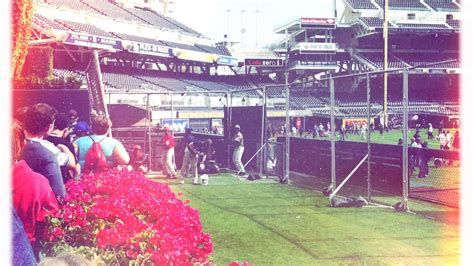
[83,136,108,174]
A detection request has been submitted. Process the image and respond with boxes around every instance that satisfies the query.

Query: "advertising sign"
[175,49,217,63]
[63,33,122,50]
[342,118,374,128]
[216,56,239,66]
[161,118,190,133]
[125,42,173,57]
[244,58,283,67]
[300,17,336,29]
[298,42,337,54]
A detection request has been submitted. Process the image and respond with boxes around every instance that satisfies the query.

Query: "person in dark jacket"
[19,104,72,197]
[418,141,431,178]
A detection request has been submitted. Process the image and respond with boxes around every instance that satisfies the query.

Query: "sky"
[171,0,336,47]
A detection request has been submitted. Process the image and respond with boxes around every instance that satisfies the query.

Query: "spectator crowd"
[11,103,222,263]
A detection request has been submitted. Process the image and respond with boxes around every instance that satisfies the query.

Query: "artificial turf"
[161,173,460,265]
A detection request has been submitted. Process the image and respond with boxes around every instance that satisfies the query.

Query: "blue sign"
[64,33,122,50]
[161,119,190,133]
[216,56,238,66]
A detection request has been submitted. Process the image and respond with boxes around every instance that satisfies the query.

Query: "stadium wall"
[13,89,91,124]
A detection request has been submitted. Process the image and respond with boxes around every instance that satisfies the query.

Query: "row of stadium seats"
[358,53,407,69]
[41,0,199,36]
[358,17,458,31]
[344,0,460,11]
[50,65,459,114]
[375,0,428,10]
[357,52,459,69]
[55,19,118,38]
[446,19,460,29]
[396,53,460,68]
[422,0,460,11]
[358,17,394,28]
[33,13,69,31]
[344,0,377,10]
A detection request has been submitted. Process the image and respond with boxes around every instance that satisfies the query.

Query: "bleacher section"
[358,17,394,28]
[195,44,229,56]
[33,14,69,31]
[216,46,232,56]
[425,0,460,11]
[395,22,451,31]
[396,53,460,68]
[291,95,326,108]
[374,0,429,10]
[42,0,200,36]
[55,19,118,38]
[101,72,165,92]
[52,68,86,81]
[33,14,232,58]
[47,0,100,14]
[51,64,460,116]
[81,0,148,23]
[446,19,460,30]
[358,53,407,69]
[344,0,378,10]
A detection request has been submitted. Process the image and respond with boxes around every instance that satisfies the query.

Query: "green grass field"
[154,173,460,265]
[308,128,458,148]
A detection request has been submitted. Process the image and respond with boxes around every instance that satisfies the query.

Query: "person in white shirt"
[445,131,452,150]
[427,123,434,139]
[439,131,448,150]
[232,125,245,176]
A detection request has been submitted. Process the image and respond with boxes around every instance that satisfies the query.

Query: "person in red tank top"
[161,126,177,178]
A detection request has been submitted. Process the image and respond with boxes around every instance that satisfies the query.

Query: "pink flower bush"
[42,168,213,265]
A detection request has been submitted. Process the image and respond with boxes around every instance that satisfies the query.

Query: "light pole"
[255,9,259,47]
[241,9,245,47]
[226,9,230,41]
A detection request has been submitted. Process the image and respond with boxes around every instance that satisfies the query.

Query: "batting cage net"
[107,68,459,210]
[269,69,460,210]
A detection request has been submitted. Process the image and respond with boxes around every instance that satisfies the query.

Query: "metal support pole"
[383,0,389,130]
[284,28,290,183]
[260,86,266,174]
[146,93,152,171]
[330,77,336,190]
[170,93,174,128]
[366,73,372,202]
[401,70,409,211]
[226,92,231,169]
[284,72,290,183]
[226,92,233,169]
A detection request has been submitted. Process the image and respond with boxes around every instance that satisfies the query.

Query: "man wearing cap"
[161,126,177,179]
[232,124,245,176]
[129,145,147,172]
[180,128,199,184]
[70,121,90,142]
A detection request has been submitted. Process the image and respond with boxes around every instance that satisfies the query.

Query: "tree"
[11,0,34,80]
